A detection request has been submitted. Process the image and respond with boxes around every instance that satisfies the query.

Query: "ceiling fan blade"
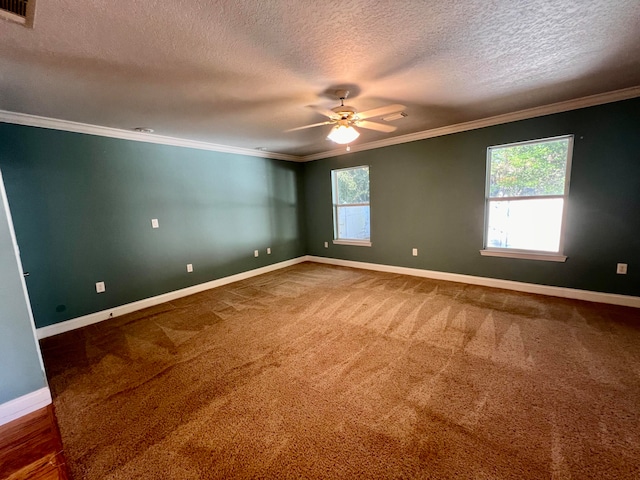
[357,104,406,120]
[285,121,333,132]
[308,105,340,119]
[356,120,397,133]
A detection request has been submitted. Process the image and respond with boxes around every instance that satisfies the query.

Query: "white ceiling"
[1,0,639,158]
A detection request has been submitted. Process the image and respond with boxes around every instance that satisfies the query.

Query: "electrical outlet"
[151,218,159,229]
[617,263,628,274]
[96,281,106,293]
[187,264,193,273]
[412,248,418,256]
[254,250,259,257]
[324,242,329,248]
[267,247,271,254]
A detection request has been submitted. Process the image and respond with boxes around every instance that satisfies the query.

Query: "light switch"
[324,242,329,248]
[187,264,193,273]
[151,218,159,229]
[267,247,271,254]
[254,250,259,257]
[96,281,106,293]
[412,248,418,256]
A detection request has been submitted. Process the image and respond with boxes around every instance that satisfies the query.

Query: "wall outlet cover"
[187,264,193,272]
[616,263,628,274]
[412,248,418,256]
[254,250,259,257]
[324,242,329,248]
[151,218,159,228]
[267,248,271,254]
[96,281,106,293]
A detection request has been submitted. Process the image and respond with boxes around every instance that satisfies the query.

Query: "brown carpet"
[40,262,640,479]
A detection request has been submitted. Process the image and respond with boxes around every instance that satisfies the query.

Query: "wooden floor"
[0,405,69,480]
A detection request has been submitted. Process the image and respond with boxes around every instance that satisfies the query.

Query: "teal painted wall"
[0,171,46,404]
[304,98,640,297]
[0,125,306,328]
[0,97,638,337]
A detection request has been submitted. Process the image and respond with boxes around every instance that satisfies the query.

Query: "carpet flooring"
[40,262,640,479]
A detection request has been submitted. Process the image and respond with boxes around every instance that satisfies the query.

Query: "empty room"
[1,1,639,479]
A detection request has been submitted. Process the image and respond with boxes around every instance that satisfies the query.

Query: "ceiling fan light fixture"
[327,125,360,144]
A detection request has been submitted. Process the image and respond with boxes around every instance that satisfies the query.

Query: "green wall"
[0,125,306,328]
[1,97,637,410]
[0,171,46,404]
[304,98,640,297]
[0,97,638,337]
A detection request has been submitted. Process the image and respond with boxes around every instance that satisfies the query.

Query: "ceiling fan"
[286,90,406,145]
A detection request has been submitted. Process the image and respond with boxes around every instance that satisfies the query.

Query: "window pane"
[487,198,564,252]
[336,205,370,240]
[490,138,569,197]
[336,167,369,204]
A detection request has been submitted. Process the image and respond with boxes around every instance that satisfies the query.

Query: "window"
[481,135,573,261]
[331,166,371,246]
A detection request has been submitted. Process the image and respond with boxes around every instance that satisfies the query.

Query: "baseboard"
[37,256,309,339]
[0,387,52,427]
[37,254,639,340]
[307,256,640,308]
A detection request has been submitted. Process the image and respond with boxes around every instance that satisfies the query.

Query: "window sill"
[333,239,372,247]
[480,249,567,262]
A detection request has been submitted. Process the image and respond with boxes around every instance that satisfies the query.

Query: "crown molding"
[300,86,640,162]
[1,86,638,163]
[0,110,301,162]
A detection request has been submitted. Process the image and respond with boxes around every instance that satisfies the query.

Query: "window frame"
[331,165,372,247]
[480,134,574,262]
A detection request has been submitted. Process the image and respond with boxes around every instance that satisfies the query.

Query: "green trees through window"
[489,139,569,198]
[335,166,370,204]
[332,166,370,243]
[485,136,573,255]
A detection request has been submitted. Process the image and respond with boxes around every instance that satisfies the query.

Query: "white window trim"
[333,239,372,247]
[331,165,371,246]
[479,249,567,262]
[481,134,574,261]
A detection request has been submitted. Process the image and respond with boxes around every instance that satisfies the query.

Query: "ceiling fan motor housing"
[331,106,358,123]
[286,89,403,136]
[331,90,357,120]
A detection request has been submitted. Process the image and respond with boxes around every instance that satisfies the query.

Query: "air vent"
[381,112,408,122]
[1,0,35,27]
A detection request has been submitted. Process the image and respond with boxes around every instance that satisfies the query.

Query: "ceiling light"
[327,125,360,144]
[381,112,408,122]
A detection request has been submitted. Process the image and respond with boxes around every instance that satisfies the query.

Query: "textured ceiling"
[1,0,639,157]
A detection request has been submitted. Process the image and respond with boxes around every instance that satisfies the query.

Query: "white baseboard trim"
[0,387,52,427]
[307,256,640,308]
[36,254,639,340]
[37,257,309,339]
